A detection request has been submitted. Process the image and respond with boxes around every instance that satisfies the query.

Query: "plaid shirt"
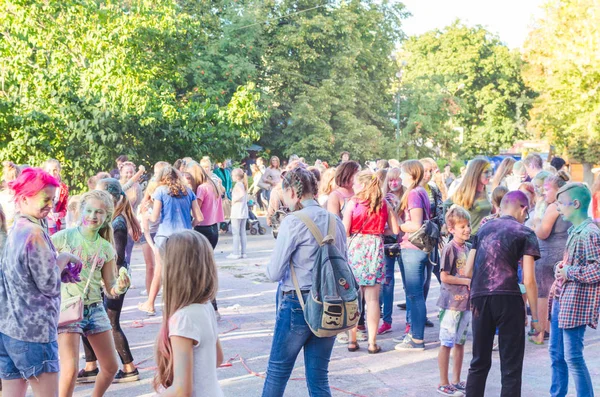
[556,218,600,329]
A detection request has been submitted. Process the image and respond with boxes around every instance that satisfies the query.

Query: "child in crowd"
[465,191,542,397]
[53,190,131,396]
[479,186,508,227]
[550,183,600,396]
[437,205,472,396]
[228,168,249,259]
[154,230,224,396]
[43,159,69,235]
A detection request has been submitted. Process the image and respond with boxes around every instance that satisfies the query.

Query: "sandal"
[368,344,382,354]
[528,334,544,345]
[137,302,156,316]
[347,342,360,352]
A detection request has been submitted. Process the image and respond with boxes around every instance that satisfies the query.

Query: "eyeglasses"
[520,205,530,222]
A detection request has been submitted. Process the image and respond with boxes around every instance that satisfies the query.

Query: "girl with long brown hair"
[444,159,493,237]
[318,167,337,207]
[327,161,360,217]
[153,230,223,396]
[138,166,203,316]
[344,169,399,354]
[491,157,516,191]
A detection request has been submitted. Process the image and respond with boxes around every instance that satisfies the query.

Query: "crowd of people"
[0,150,599,397]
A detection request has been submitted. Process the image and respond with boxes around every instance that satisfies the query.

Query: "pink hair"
[8,168,60,203]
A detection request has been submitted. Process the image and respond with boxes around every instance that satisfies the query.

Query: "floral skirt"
[348,234,385,286]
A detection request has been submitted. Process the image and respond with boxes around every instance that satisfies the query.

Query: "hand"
[138,165,146,172]
[114,268,131,295]
[555,263,569,280]
[464,278,471,290]
[57,253,81,271]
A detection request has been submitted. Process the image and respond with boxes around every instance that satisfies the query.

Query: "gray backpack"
[290,212,361,337]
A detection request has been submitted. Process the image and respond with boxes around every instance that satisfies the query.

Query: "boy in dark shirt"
[465,191,542,397]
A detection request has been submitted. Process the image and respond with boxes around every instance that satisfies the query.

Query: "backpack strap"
[290,261,306,310]
[294,211,324,245]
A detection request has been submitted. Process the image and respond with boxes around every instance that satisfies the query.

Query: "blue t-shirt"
[152,185,197,237]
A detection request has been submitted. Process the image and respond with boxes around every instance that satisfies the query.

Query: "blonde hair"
[78,190,115,247]
[546,170,570,189]
[354,169,383,214]
[382,167,402,197]
[186,162,219,196]
[200,156,212,172]
[491,157,516,190]
[154,231,218,391]
[232,168,248,191]
[453,159,491,210]
[400,160,424,211]
[2,161,20,184]
[445,205,471,229]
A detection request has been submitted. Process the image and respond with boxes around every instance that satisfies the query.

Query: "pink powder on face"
[9,168,59,203]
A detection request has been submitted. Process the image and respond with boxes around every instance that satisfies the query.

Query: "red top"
[349,200,388,235]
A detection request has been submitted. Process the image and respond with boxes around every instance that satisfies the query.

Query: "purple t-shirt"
[400,187,431,250]
[437,240,471,311]
[470,215,540,299]
[196,183,224,226]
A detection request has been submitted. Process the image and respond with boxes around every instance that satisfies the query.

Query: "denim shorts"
[0,333,59,380]
[139,232,157,245]
[58,302,112,337]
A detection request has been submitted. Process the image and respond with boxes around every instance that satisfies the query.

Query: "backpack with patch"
[290,211,361,337]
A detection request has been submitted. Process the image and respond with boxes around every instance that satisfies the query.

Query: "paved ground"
[16,219,600,396]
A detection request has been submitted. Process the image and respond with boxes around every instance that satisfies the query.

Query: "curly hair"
[156,166,188,197]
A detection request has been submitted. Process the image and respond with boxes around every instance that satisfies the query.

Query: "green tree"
[523,0,600,183]
[250,0,408,164]
[399,22,535,158]
[0,0,263,191]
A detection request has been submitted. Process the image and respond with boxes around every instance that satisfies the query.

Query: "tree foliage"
[399,22,535,158]
[523,0,600,165]
[0,0,263,190]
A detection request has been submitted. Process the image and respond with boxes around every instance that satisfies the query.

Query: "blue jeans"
[549,300,594,397]
[399,248,428,340]
[380,254,401,324]
[262,293,336,397]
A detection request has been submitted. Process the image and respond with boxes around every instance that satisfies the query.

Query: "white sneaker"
[140,289,148,296]
[336,332,349,344]
[241,254,248,259]
[227,254,241,259]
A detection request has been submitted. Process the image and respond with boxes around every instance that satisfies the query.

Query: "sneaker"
[377,322,392,335]
[113,369,140,383]
[140,289,148,296]
[356,330,368,342]
[336,332,349,344]
[425,318,435,327]
[394,336,425,351]
[492,335,499,351]
[76,368,99,383]
[437,384,464,396]
[226,254,241,259]
[241,254,248,259]
[452,381,466,391]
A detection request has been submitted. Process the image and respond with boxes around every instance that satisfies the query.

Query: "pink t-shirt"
[196,183,224,226]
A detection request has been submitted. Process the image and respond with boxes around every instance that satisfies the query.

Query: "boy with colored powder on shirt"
[436,205,472,397]
[464,191,542,397]
[549,183,600,396]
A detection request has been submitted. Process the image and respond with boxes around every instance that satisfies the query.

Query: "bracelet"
[531,320,539,323]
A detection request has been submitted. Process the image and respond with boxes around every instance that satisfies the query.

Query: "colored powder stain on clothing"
[52,227,115,305]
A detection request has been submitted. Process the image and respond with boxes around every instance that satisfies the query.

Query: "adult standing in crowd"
[263,167,347,396]
[444,159,493,238]
[443,164,456,189]
[214,160,233,200]
[110,155,128,180]
[523,153,544,181]
[327,161,360,218]
[260,156,282,202]
[43,159,69,235]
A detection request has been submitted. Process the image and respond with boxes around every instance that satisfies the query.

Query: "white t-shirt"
[169,303,224,397]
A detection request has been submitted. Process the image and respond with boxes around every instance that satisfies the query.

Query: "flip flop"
[137,302,156,316]
[347,342,360,352]
[368,344,382,354]
[528,335,543,345]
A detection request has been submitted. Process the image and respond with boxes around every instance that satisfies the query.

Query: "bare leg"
[141,242,155,292]
[140,248,162,312]
[438,345,451,386]
[86,331,119,397]
[2,379,28,397]
[28,372,59,397]
[364,284,381,347]
[532,297,549,343]
[58,333,80,397]
[452,344,465,384]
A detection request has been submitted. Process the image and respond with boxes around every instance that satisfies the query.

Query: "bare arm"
[191,199,203,226]
[534,203,560,240]
[102,258,130,297]
[400,207,423,233]
[327,191,341,217]
[440,270,471,287]
[149,199,162,223]
[386,203,400,235]
[522,255,539,323]
[216,339,224,367]
[160,336,194,397]
[342,199,354,237]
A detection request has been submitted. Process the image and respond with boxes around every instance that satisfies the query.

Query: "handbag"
[383,234,400,257]
[407,193,440,253]
[58,259,97,327]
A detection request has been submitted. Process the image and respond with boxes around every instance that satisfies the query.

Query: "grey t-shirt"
[437,240,471,311]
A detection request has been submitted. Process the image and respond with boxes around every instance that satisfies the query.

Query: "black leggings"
[194,223,219,311]
[83,292,134,365]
